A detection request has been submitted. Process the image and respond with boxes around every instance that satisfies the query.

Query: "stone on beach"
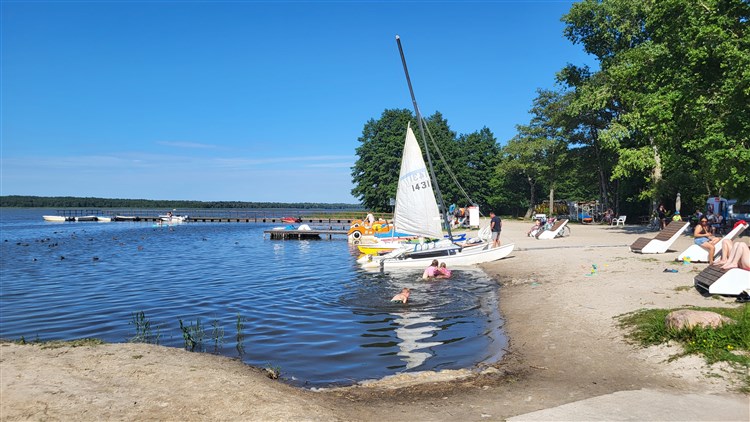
[664,309,734,330]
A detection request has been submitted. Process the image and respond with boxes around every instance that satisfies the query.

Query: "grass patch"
[23,338,106,349]
[619,305,750,391]
[674,285,693,292]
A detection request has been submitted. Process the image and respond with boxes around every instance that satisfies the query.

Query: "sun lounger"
[537,219,569,240]
[629,221,690,254]
[677,221,749,263]
[694,265,750,296]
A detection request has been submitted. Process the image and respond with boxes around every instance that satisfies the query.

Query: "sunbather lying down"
[715,239,750,271]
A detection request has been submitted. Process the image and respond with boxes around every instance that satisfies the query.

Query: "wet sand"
[2,219,748,421]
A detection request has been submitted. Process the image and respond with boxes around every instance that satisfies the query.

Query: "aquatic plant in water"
[210,318,224,353]
[128,311,161,344]
[179,318,206,352]
[235,313,245,356]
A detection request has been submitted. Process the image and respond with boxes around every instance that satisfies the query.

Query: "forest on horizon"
[0,196,362,210]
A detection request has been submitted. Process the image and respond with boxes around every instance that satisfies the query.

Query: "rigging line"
[421,117,477,208]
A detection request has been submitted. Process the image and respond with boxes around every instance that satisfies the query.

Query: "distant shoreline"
[0,195,363,209]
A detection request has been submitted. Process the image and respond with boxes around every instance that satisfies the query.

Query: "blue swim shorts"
[694,237,710,246]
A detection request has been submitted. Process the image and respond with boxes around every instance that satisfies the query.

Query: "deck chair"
[537,219,569,240]
[629,221,690,254]
[677,222,749,263]
[612,215,627,226]
[694,265,750,296]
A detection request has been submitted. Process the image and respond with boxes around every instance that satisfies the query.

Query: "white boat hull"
[115,215,138,221]
[361,243,514,270]
[42,215,66,222]
[159,215,188,223]
[96,216,112,222]
[75,215,97,222]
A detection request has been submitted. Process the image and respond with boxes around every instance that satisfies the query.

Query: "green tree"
[351,109,415,212]
[496,89,569,218]
[563,0,750,210]
[351,109,501,214]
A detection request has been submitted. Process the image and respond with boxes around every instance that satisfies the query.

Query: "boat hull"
[74,216,97,222]
[42,215,66,222]
[361,243,514,270]
[159,215,188,223]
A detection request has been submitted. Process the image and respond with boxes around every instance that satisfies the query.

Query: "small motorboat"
[115,215,139,221]
[158,214,188,223]
[96,216,112,222]
[75,215,98,222]
[43,215,66,222]
[281,217,301,223]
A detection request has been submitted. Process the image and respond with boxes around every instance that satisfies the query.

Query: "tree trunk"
[524,176,536,219]
[549,186,555,218]
[651,143,662,214]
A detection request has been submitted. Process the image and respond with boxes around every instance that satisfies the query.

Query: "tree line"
[0,196,362,210]
[351,0,749,219]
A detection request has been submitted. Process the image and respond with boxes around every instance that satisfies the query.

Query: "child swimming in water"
[436,262,451,278]
[391,288,410,304]
[422,259,440,279]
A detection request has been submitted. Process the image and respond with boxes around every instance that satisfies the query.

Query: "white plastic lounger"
[677,222,748,263]
[695,266,750,296]
[629,221,690,254]
[537,219,570,240]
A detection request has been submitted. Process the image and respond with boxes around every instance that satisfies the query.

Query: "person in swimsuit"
[436,262,452,279]
[391,288,410,304]
[693,217,721,265]
[422,259,440,279]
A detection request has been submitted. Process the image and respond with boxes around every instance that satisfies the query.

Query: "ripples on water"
[0,209,507,387]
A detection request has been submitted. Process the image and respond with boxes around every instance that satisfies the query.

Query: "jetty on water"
[44,209,382,227]
[263,229,348,240]
[42,209,386,240]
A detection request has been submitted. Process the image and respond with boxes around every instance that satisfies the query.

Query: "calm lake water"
[0,208,507,387]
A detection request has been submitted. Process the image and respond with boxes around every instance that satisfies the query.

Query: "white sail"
[393,124,444,239]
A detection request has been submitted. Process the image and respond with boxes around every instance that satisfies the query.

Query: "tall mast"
[395,35,453,239]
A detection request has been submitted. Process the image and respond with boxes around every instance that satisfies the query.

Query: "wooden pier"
[48,209,390,228]
[263,229,349,240]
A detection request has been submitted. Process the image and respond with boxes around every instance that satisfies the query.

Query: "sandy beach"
[2,219,748,421]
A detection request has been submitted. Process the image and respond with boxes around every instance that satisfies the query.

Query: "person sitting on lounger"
[694,217,721,265]
[527,219,542,237]
[715,239,750,271]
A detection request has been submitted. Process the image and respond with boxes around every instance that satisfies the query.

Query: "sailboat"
[359,36,514,270]
[359,125,513,269]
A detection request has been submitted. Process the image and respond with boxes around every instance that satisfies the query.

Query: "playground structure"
[565,201,606,224]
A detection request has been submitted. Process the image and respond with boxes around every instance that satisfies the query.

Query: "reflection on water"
[392,311,443,370]
[0,208,508,387]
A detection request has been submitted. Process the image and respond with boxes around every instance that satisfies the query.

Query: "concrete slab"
[508,389,749,421]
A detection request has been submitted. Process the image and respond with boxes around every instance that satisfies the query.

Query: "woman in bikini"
[693,217,721,265]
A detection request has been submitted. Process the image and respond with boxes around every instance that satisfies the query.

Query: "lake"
[0,208,507,387]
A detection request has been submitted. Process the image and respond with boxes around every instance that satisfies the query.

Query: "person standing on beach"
[490,212,502,248]
[657,204,668,230]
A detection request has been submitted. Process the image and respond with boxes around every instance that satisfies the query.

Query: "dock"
[263,229,349,240]
[46,209,391,228]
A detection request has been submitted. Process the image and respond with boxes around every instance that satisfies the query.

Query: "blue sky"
[1,0,595,204]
